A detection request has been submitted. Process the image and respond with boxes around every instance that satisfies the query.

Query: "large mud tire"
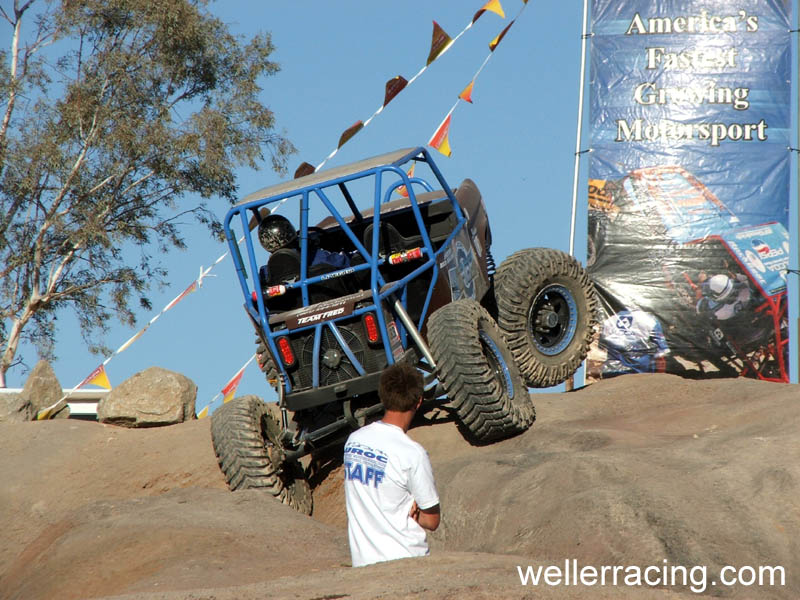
[210,395,312,515]
[495,248,598,388]
[427,299,535,443]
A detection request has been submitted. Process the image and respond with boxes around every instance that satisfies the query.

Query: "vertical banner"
[586,1,792,382]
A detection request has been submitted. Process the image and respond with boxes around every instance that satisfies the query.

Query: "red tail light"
[277,337,295,367]
[364,313,380,343]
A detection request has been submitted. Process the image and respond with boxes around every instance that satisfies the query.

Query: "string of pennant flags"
[36,0,527,421]
[294,0,523,176]
[428,4,526,157]
[195,354,256,419]
[36,261,227,419]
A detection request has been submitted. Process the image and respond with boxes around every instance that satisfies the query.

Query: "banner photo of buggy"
[586,0,792,382]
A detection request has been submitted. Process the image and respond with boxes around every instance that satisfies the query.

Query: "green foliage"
[0,0,294,380]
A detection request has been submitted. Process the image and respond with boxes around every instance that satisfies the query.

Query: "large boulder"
[0,392,32,423]
[97,367,197,427]
[20,360,69,419]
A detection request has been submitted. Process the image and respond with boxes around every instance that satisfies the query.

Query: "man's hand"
[409,501,440,531]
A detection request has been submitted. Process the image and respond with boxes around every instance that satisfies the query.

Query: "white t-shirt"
[343,421,439,567]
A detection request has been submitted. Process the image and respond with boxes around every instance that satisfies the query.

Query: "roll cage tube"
[222,147,467,394]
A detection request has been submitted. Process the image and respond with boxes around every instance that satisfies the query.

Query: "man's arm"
[409,501,440,531]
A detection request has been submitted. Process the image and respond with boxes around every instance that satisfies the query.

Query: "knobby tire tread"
[428,299,535,443]
[255,338,280,390]
[495,248,598,388]
[210,395,312,514]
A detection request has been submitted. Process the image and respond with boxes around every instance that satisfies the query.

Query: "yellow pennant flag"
[473,0,505,23]
[83,364,112,390]
[429,113,453,157]
[37,360,112,420]
[459,80,475,104]
[489,20,515,52]
[397,164,416,198]
[196,405,209,419]
[426,21,454,65]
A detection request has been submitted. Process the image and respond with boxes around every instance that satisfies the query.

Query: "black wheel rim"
[528,283,579,356]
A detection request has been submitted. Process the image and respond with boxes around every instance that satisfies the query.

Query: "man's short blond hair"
[379,361,423,412]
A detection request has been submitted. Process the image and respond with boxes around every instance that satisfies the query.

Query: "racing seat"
[362,222,432,323]
[362,222,422,257]
[262,246,362,309]
[265,248,301,286]
[261,248,302,313]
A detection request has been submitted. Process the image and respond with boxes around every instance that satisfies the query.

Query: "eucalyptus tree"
[0,0,294,385]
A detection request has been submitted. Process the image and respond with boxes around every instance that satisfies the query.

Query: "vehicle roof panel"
[236,147,422,207]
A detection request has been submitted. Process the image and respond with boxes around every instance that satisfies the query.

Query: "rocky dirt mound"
[1,374,798,599]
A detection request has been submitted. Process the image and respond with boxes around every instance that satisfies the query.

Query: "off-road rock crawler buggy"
[212,147,597,514]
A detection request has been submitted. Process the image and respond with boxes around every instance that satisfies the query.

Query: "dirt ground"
[1,374,798,599]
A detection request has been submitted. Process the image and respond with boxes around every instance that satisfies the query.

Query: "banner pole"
[569,0,590,258]
[568,0,590,391]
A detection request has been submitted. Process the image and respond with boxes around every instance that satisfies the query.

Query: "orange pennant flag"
[473,0,505,23]
[489,20,515,52]
[459,80,475,104]
[426,21,454,65]
[429,113,453,157]
[397,164,416,198]
[81,364,112,390]
[384,76,408,107]
[338,120,364,149]
[222,368,246,404]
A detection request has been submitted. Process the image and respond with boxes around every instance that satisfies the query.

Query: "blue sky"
[10,2,796,409]
[6,1,594,407]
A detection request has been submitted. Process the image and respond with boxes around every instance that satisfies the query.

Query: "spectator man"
[343,361,440,567]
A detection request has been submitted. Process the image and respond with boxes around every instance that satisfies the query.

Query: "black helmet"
[258,214,297,252]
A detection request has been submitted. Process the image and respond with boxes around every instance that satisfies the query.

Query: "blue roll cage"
[223,147,467,394]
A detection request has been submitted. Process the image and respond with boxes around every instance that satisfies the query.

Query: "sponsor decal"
[744,249,766,273]
[320,267,356,281]
[285,296,355,329]
[296,307,346,325]
[752,238,770,256]
[387,320,405,361]
[447,239,477,300]
[751,238,783,259]
[736,226,774,240]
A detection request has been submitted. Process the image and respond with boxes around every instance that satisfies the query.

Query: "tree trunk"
[0,306,34,388]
